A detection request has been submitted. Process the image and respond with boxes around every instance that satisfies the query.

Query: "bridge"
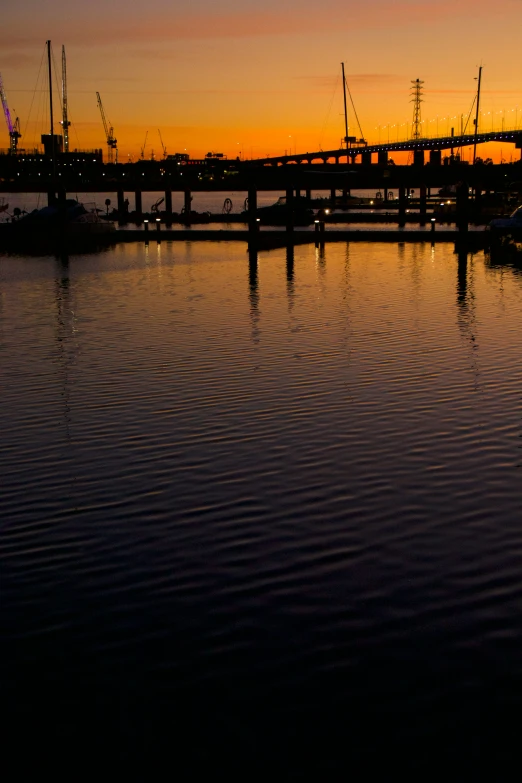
[244,130,522,167]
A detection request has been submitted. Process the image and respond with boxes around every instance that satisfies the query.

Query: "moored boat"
[0,198,116,251]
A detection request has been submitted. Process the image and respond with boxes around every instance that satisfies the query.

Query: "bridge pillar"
[184,190,192,216]
[413,150,424,167]
[165,188,173,219]
[361,151,372,166]
[456,181,469,233]
[248,186,258,231]
[378,151,388,166]
[116,189,127,224]
[429,149,442,166]
[330,188,336,206]
[135,190,143,219]
[398,185,406,227]
[286,188,294,232]
[420,184,427,225]
[473,186,483,220]
[306,189,311,201]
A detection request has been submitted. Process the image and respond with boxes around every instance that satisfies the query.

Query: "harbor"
[2,18,522,778]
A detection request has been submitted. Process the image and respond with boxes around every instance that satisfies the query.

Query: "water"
[0,188,433,220]
[2,240,522,774]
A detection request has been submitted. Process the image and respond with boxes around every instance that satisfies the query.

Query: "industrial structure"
[97,92,118,163]
[158,129,167,159]
[410,79,424,140]
[0,72,21,153]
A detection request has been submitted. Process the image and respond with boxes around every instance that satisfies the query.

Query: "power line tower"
[410,78,424,140]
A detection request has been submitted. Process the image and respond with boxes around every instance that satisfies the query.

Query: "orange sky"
[2,1,521,163]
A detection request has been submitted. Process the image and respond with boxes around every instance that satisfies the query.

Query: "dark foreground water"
[1,241,522,775]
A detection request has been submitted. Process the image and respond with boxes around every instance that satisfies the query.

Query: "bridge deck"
[247,130,522,166]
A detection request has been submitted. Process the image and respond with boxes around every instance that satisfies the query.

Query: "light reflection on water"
[1,241,522,773]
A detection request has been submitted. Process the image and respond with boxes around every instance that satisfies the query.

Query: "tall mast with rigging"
[46,39,57,186]
[61,45,71,152]
[473,66,482,164]
[47,41,54,147]
[341,62,349,149]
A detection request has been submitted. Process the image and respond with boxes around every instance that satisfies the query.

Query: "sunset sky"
[2,0,521,163]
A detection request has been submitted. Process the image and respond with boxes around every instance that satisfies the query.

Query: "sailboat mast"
[46,39,57,190]
[47,41,54,139]
[341,62,349,148]
[61,45,70,152]
[473,66,482,165]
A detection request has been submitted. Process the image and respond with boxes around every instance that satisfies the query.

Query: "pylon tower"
[410,78,424,139]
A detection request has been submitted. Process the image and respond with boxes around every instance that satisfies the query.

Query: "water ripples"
[2,241,522,770]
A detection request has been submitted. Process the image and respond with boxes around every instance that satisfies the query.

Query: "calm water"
[2,240,522,774]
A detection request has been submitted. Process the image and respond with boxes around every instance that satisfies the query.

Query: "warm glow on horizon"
[2,0,521,163]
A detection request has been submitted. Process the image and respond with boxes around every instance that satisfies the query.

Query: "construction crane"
[96,91,118,163]
[158,129,167,159]
[60,45,71,152]
[140,130,148,160]
[0,72,21,153]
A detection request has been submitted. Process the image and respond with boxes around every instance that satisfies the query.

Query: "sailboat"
[0,41,115,250]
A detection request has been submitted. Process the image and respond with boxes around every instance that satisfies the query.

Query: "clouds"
[2,0,520,161]
[294,74,404,91]
[0,0,510,50]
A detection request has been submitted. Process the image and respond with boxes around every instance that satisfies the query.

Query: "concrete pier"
[286,188,294,232]
[398,185,406,227]
[248,186,258,230]
[135,190,142,218]
[420,184,427,225]
[165,189,173,219]
[456,181,469,232]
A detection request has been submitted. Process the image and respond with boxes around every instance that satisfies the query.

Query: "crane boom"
[0,72,21,153]
[141,130,148,160]
[96,91,118,163]
[158,129,167,159]
[60,46,71,152]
